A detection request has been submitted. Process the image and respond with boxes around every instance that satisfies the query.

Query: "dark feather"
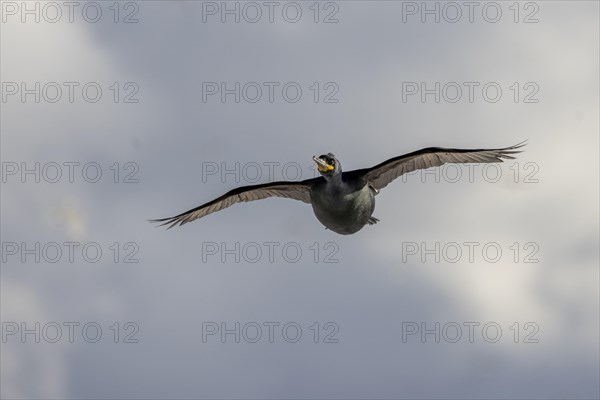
[149,180,316,229]
[355,141,527,190]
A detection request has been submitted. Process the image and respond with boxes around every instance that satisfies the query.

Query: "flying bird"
[150,142,526,235]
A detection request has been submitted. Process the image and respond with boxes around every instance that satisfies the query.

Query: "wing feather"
[150,180,314,229]
[359,141,526,190]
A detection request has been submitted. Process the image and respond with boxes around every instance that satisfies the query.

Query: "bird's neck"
[324,172,344,185]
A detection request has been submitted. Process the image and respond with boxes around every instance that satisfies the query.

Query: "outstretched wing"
[358,141,526,190]
[150,180,315,229]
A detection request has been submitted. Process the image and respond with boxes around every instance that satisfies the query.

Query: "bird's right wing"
[150,180,315,229]
[358,142,526,190]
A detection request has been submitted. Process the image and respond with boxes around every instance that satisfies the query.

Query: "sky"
[1,1,599,399]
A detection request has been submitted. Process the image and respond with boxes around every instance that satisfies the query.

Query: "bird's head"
[313,153,341,177]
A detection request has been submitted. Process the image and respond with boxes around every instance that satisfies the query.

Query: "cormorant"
[150,142,525,234]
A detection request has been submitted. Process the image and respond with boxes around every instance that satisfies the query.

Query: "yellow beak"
[313,156,334,172]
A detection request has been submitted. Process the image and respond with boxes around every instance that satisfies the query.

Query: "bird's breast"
[310,183,375,234]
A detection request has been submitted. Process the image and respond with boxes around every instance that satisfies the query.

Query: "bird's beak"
[313,156,334,172]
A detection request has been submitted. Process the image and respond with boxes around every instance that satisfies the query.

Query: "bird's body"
[310,172,376,234]
[150,142,526,234]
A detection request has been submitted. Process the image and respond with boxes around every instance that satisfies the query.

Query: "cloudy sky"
[1,1,598,398]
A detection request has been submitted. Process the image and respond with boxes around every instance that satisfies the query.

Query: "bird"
[150,142,526,235]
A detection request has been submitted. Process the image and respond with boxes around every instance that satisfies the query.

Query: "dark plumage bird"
[150,142,525,234]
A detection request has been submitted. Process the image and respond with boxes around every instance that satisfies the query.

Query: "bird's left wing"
[150,180,315,229]
[356,141,526,191]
